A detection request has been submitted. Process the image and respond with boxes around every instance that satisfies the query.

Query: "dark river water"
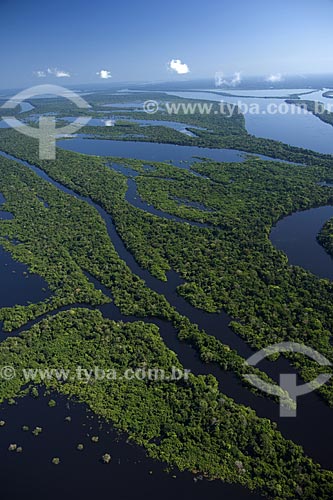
[1,394,260,500]
[1,139,333,499]
[0,246,50,308]
[270,205,333,280]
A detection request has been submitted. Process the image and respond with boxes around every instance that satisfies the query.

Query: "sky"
[1,0,333,90]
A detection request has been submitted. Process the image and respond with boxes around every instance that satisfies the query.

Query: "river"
[270,205,333,281]
[1,150,333,477]
[2,393,261,500]
[2,90,333,498]
[164,90,333,154]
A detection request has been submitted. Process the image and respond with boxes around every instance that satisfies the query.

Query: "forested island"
[1,90,333,499]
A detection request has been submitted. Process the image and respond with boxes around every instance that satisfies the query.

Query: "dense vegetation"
[74,92,333,166]
[1,309,333,499]
[2,90,333,497]
[0,150,291,405]
[1,129,333,404]
[318,218,333,256]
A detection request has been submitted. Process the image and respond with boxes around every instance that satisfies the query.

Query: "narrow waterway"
[1,150,333,470]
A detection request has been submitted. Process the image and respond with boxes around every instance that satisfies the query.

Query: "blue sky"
[1,0,333,89]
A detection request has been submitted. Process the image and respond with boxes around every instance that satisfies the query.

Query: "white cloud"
[34,70,46,78]
[266,73,283,83]
[215,71,242,87]
[168,59,190,75]
[97,69,112,79]
[47,68,71,78]
[55,70,71,78]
